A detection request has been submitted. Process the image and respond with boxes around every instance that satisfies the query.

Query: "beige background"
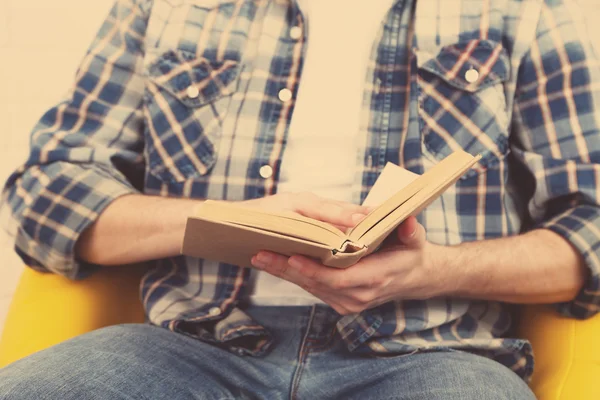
[0,0,599,336]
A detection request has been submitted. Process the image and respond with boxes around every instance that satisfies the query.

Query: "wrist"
[426,243,466,298]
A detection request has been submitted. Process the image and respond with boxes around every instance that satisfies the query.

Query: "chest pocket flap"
[143,49,241,183]
[418,39,510,92]
[148,49,240,108]
[417,39,511,178]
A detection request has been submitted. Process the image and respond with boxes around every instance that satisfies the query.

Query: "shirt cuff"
[10,163,138,279]
[539,205,600,319]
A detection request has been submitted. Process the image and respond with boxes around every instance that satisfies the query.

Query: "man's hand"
[240,192,371,230]
[77,192,370,266]
[251,214,588,313]
[251,216,450,315]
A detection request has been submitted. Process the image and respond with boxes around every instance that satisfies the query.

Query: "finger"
[307,291,354,316]
[298,202,366,228]
[316,286,389,315]
[251,251,316,289]
[255,207,349,232]
[294,194,369,227]
[253,251,394,294]
[286,254,351,288]
[329,198,372,215]
[331,223,355,232]
[396,216,426,248]
[252,251,360,293]
[251,253,353,314]
[286,254,394,292]
[252,252,380,316]
[313,249,402,290]
[297,284,362,316]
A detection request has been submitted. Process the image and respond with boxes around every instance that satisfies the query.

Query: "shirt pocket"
[143,49,241,183]
[416,39,511,178]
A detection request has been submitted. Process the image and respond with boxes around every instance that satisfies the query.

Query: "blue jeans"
[0,305,534,399]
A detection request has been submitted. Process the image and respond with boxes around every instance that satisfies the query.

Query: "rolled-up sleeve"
[512,0,600,318]
[2,0,150,279]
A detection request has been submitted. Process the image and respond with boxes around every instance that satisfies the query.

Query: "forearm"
[442,229,587,304]
[76,194,202,265]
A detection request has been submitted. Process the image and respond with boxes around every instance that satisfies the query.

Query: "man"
[0,0,598,398]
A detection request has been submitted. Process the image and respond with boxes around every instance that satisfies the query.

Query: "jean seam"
[289,306,318,400]
[305,325,338,354]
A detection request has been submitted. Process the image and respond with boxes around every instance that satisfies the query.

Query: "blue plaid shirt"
[5,0,600,381]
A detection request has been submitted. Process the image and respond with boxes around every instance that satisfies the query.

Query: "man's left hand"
[251,216,453,315]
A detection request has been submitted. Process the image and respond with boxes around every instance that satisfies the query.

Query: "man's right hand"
[239,192,371,231]
[76,192,371,266]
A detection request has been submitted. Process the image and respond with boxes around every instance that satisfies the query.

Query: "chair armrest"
[518,305,600,400]
[0,265,147,367]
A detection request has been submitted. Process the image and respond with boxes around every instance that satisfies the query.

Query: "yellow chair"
[1,267,599,399]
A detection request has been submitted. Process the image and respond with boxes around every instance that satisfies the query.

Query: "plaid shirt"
[5,0,600,381]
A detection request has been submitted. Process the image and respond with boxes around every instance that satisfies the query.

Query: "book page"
[362,162,420,208]
[348,151,480,242]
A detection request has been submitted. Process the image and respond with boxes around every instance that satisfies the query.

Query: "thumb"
[396,216,426,248]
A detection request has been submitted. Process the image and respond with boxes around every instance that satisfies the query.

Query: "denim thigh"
[0,305,535,400]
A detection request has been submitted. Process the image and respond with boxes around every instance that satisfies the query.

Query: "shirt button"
[278,88,293,103]
[208,307,221,316]
[259,165,273,179]
[465,68,480,84]
[289,26,302,40]
[374,78,382,93]
[186,85,200,99]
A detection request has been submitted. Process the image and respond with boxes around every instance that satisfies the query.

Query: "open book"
[181,150,481,268]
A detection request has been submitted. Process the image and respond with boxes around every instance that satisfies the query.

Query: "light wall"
[0,0,116,332]
[0,0,599,334]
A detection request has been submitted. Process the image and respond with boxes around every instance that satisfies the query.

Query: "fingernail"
[252,253,272,269]
[256,252,272,264]
[251,257,265,269]
[288,257,302,269]
[351,213,366,224]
